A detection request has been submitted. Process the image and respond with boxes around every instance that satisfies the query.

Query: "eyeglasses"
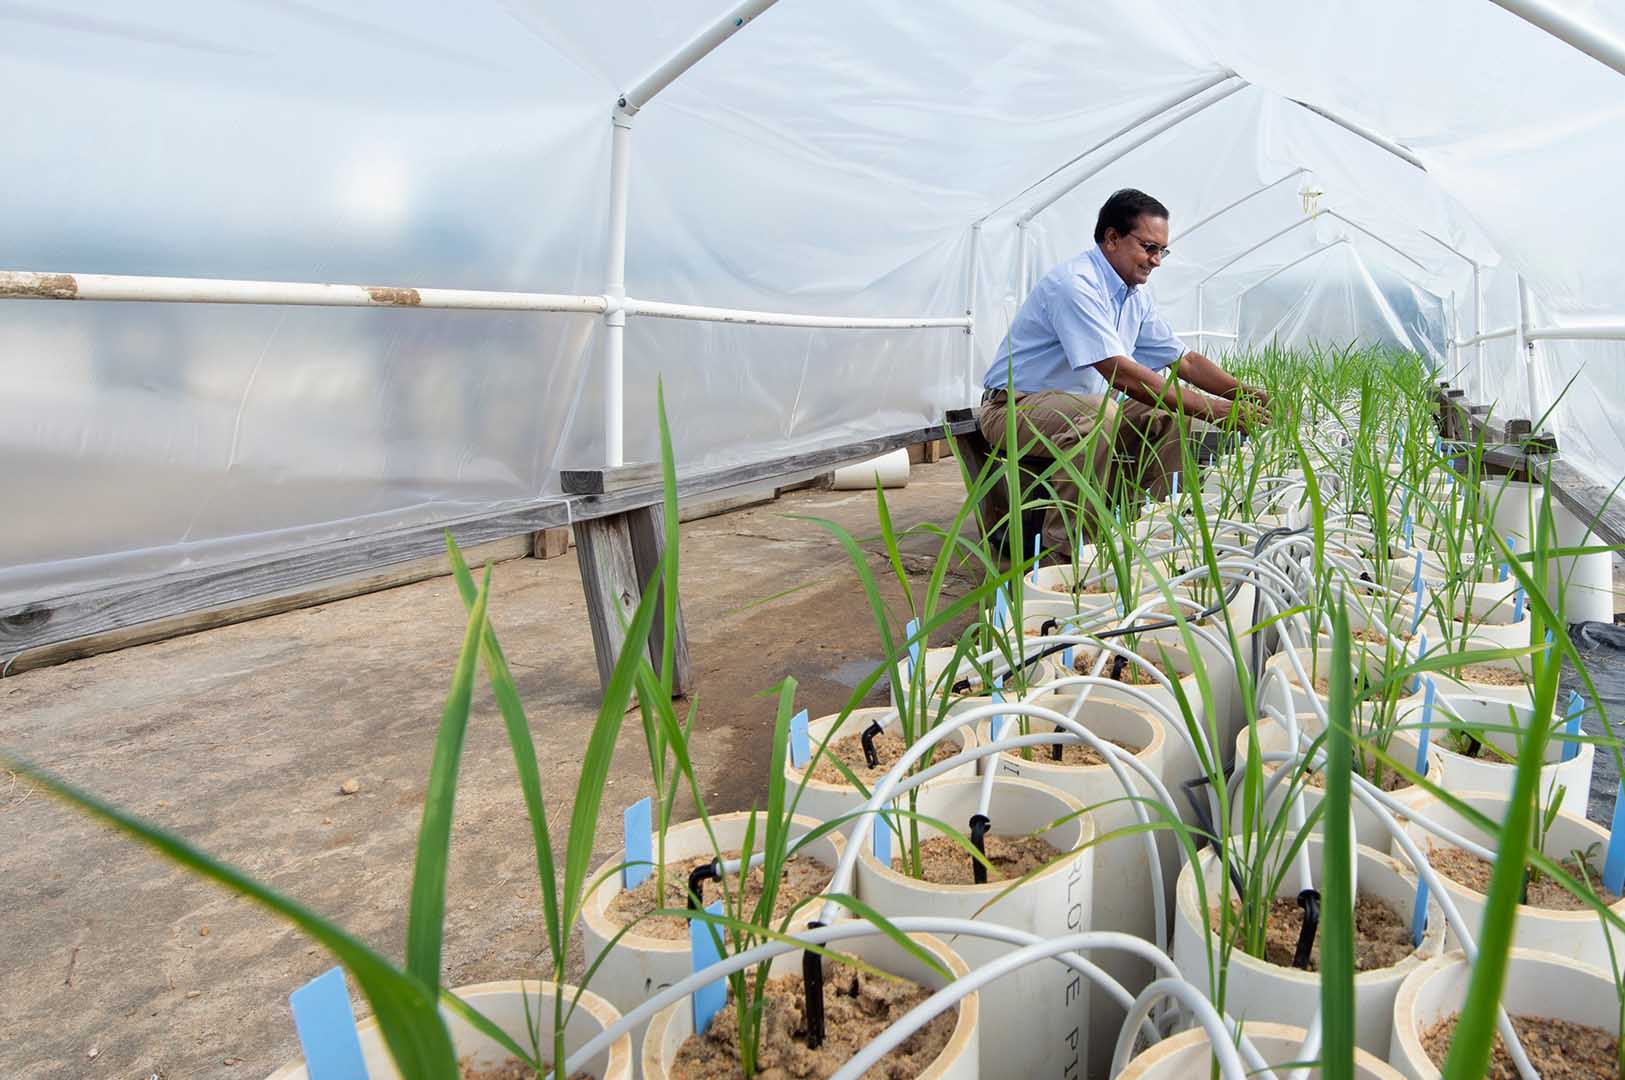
[1122,232,1171,259]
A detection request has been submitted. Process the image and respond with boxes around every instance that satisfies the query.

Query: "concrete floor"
[0,461,975,1080]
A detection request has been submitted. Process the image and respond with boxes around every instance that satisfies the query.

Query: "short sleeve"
[1046,273,1130,371]
[1132,309,1187,372]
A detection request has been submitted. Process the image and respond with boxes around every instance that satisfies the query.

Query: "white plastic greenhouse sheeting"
[2,0,1623,608]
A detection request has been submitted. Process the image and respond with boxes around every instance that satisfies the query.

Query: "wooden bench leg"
[573,506,694,700]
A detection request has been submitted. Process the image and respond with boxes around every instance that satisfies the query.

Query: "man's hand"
[1222,397,1270,434]
[1235,383,1270,408]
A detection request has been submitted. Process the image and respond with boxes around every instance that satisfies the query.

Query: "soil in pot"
[1300,758,1411,793]
[1080,653,1180,686]
[1017,733,1141,767]
[808,732,958,786]
[1214,894,1418,971]
[671,966,955,1079]
[1422,1013,1619,1080]
[607,852,830,939]
[1442,662,1529,687]
[460,1058,590,1080]
[1426,844,1621,910]
[892,833,1058,885]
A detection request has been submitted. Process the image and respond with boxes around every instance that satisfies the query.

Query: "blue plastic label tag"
[1563,692,1585,762]
[289,967,368,1080]
[990,690,1005,743]
[1415,677,1435,776]
[624,797,653,889]
[1410,879,1429,947]
[1606,779,1625,895]
[904,617,922,676]
[689,900,727,1035]
[1501,535,1515,582]
[789,709,810,769]
[994,588,1010,631]
[873,809,892,865]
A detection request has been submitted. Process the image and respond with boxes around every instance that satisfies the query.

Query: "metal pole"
[1483,0,1625,79]
[1472,262,1485,390]
[1287,99,1426,171]
[1515,274,1537,421]
[1195,282,1204,355]
[1019,78,1248,225]
[618,0,781,114]
[965,222,982,399]
[1175,168,1309,243]
[603,113,633,467]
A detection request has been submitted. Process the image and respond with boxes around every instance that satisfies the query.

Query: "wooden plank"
[571,515,645,693]
[1,417,980,664]
[626,505,694,696]
[531,526,571,560]
[1,536,531,676]
[677,486,776,523]
[560,462,662,496]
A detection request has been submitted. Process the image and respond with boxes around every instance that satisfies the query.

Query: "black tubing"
[1051,725,1066,762]
[861,720,884,769]
[685,859,721,912]
[969,814,992,885]
[953,524,1312,693]
[1292,888,1321,970]
[802,920,826,1048]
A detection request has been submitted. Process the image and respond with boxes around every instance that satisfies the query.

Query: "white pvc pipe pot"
[1118,1021,1405,1080]
[783,705,980,834]
[1413,693,1592,805]
[578,811,843,1060]
[1395,791,1625,970]
[1172,842,1446,1057]
[265,980,633,1080]
[854,776,1091,1078]
[639,930,979,1080]
[1388,948,1620,1079]
[971,699,1170,1076]
[1233,717,1447,853]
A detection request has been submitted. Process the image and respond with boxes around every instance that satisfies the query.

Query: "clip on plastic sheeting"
[1562,692,1585,762]
[624,797,653,889]
[689,900,727,1034]
[289,967,368,1080]
[789,709,810,769]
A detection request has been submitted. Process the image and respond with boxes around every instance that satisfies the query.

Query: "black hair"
[1094,188,1170,243]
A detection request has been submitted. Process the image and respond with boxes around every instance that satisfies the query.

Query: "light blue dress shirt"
[982,244,1187,396]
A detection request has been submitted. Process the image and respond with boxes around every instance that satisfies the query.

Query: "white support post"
[1516,274,1538,422]
[1472,262,1486,391]
[1016,220,1032,299]
[965,222,981,399]
[1447,289,1458,377]
[602,112,634,467]
[1194,282,1204,356]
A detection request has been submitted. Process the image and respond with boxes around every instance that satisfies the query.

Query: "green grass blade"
[405,562,492,989]
[445,537,564,966]
[4,756,458,1078]
[1319,599,1357,1080]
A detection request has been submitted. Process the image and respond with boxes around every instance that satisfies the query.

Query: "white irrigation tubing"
[828,932,1271,1080]
[1253,749,1540,1080]
[558,919,1173,1079]
[815,695,1179,931]
[1109,978,1267,1079]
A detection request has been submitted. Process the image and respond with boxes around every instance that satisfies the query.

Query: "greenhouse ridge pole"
[1173,168,1309,243]
[1484,0,1625,79]
[602,0,782,465]
[1287,100,1426,171]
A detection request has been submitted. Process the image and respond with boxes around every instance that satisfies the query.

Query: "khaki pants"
[978,389,1186,555]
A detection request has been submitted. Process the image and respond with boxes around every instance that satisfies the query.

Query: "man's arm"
[1170,350,1269,407]
[1092,354,1257,429]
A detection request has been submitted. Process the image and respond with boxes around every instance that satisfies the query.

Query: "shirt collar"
[1088,244,1135,303]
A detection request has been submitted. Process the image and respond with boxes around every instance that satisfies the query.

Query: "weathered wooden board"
[2,417,978,670]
